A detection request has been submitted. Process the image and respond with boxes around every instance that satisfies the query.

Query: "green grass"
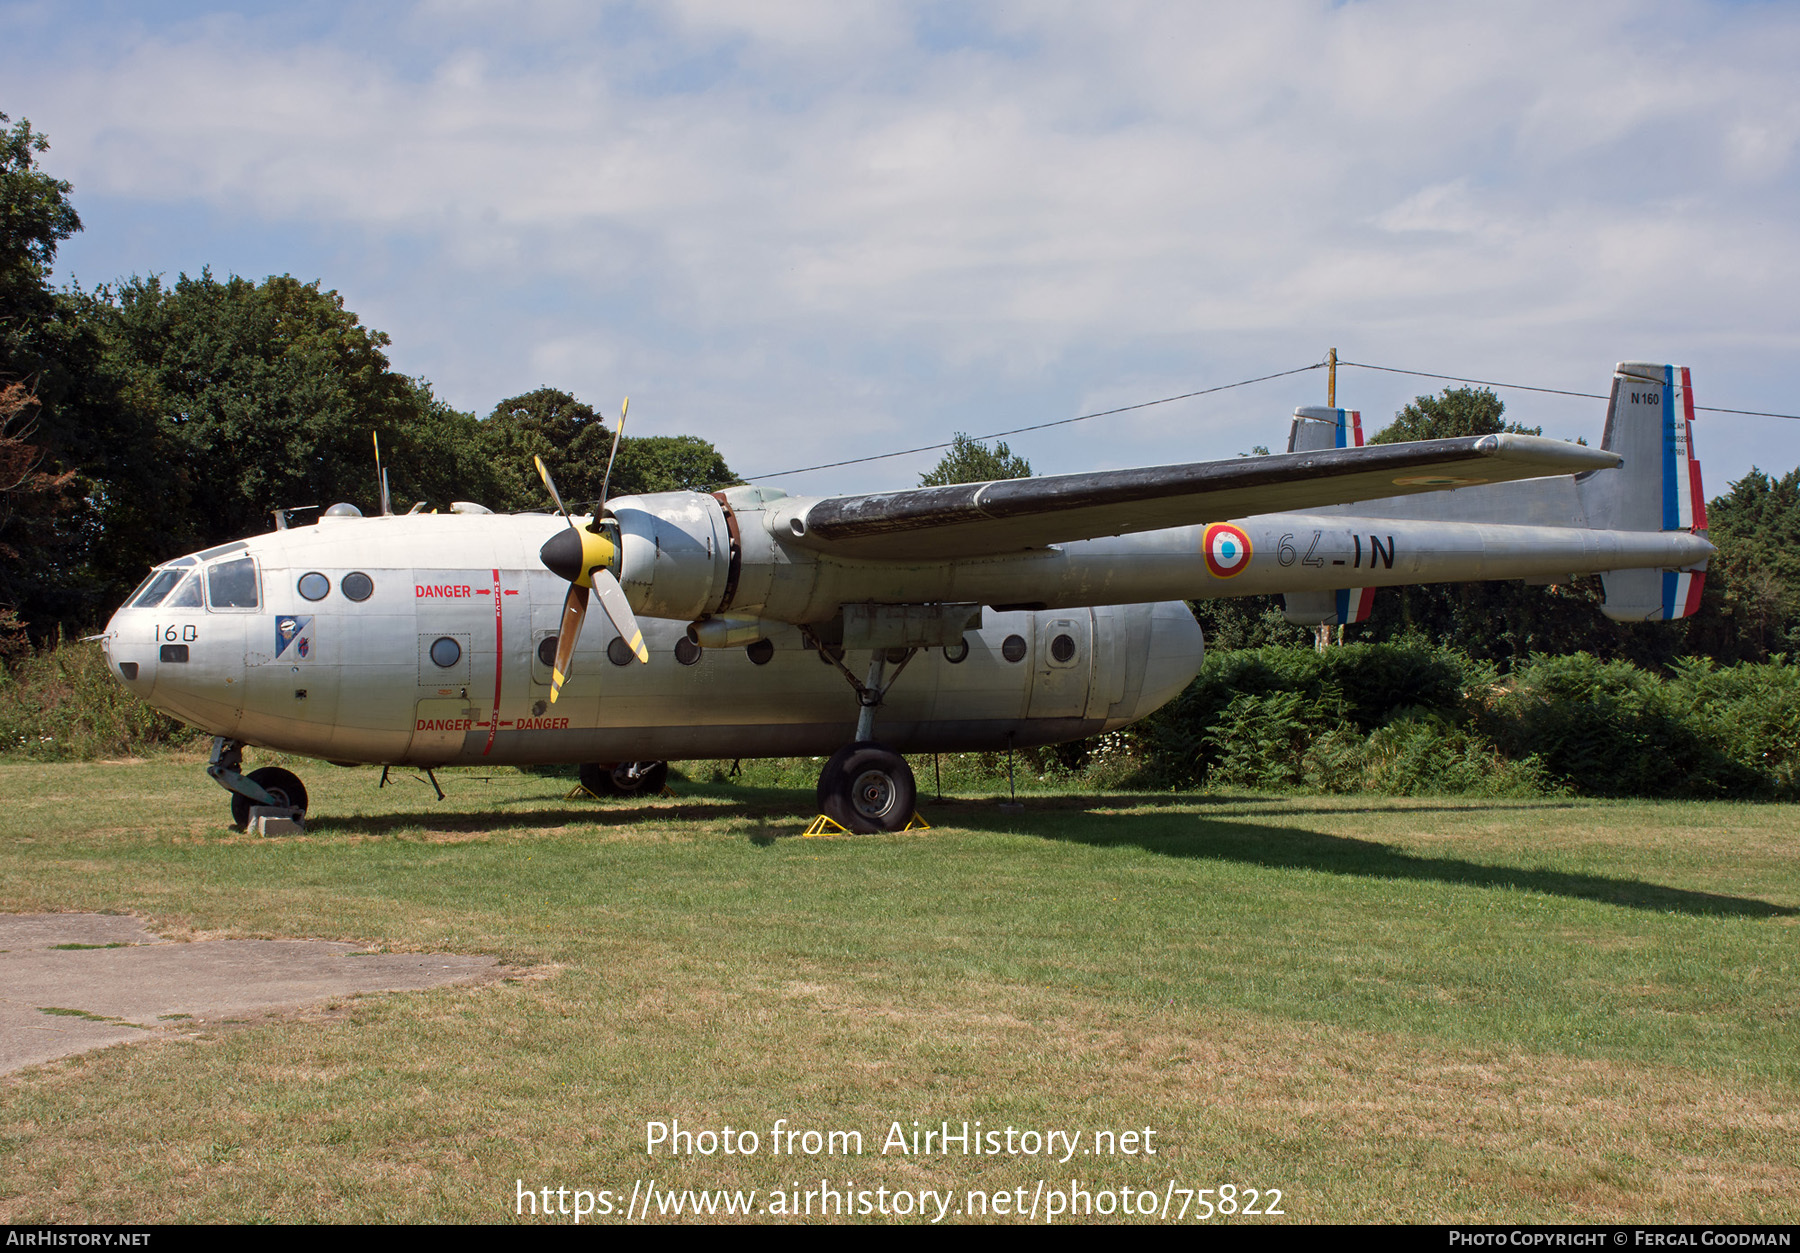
[0,753,1796,1223]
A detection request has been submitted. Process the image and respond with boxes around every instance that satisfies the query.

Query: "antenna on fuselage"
[372,431,392,516]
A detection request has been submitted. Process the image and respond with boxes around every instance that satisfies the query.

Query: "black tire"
[816,742,915,834]
[578,761,669,798]
[230,766,308,830]
[578,761,618,797]
[610,760,669,797]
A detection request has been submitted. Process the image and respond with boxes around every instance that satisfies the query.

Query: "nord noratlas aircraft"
[100,362,1712,832]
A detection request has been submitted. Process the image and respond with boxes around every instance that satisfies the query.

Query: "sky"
[4,0,1797,499]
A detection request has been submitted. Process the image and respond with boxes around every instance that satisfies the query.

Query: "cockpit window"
[206,557,260,609]
[131,569,186,609]
[166,574,203,608]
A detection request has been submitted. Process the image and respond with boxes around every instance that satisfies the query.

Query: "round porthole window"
[943,639,969,664]
[674,636,702,666]
[537,636,559,667]
[1001,634,1027,663]
[1051,633,1076,663]
[746,638,775,665]
[341,572,374,602]
[607,636,635,666]
[429,636,462,668]
[297,572,330,601]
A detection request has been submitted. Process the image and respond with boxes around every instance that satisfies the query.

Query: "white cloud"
[4,0,1796,489]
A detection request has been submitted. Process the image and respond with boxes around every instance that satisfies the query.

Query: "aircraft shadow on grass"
[946,795,1793,920]
[302,782,1791,921]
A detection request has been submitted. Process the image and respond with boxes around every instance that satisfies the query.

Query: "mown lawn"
[1,754,1795,1223]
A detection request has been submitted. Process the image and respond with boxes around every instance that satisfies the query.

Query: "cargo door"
[1027,611,1092,720]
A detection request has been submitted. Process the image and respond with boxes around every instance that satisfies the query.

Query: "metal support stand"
[420,767,445,801]
[379,765,391,789]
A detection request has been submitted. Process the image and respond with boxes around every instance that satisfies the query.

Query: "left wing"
[784,434,1618,561]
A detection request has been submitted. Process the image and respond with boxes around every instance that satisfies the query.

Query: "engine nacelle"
[608,491,734,622]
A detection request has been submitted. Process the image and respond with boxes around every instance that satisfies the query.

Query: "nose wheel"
[228,767,309,830]
[816,742,916,834]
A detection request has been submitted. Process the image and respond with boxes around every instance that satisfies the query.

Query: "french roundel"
[1203,523,1253,578]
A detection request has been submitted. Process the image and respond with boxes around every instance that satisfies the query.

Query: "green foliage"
[919,432,1031,486]
[1687,468,1800,663]
[477,388,738,513]
[0,112,80,352]
[0,636,199,760]
[1488,652,1798,799]
[1368,385,1540,443]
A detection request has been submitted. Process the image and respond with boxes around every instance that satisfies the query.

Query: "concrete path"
[0,914,500,1075]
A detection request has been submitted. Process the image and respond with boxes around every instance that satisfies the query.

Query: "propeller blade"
[535,454,571,522]
[549,582,589,703]
[596,396,629,516]
[592,568,648,663]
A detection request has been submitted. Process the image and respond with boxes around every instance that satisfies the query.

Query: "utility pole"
[1317,347,1339,653]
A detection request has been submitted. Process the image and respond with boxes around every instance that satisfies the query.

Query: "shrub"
[0,635,200,760]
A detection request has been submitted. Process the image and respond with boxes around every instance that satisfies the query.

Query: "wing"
[785,434,1621,561]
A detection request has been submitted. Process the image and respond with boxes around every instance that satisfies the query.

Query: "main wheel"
[578,761,669,798]
[816,742,915,834]
[230,766,308,830]
[578,761,618,797]
[609,760,669,797]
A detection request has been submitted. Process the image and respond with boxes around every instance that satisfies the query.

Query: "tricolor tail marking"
[1333,586,1376,624]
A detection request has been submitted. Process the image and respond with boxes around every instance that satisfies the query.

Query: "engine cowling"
[607,491,736,622]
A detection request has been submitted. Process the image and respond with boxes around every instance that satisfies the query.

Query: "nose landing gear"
[208,737,309,830]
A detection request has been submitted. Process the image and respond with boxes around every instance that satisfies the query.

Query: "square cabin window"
[206,557,260,610]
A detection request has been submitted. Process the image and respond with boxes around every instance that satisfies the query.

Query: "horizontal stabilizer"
[790,434,1619,561]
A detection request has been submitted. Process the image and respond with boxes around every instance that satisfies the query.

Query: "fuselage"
[100,512,1204,767]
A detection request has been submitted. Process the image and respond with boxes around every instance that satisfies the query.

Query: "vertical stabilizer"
[1580,363,1708,621]
[1284,406,1374,624]
[1287,405,1364,453]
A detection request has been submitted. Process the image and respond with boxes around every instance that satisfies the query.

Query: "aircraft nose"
[540,527,583,583]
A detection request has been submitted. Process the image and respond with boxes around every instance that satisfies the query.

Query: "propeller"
[534,401,648,702]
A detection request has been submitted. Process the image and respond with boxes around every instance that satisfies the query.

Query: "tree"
[477,387,738,511]
[919,433,1031,486]
[0,112,81,369]
[1684,468,1800,663]
[89,271,477,548]
[1368,386,1539,444]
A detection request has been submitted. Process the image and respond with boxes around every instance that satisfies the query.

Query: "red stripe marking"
[1355,587,1376,621]
[483,568,503,756]
[1682,368,1708,531]
[1683,570,1706,617]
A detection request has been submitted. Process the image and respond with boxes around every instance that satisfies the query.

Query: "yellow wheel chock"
[802,811,931,837]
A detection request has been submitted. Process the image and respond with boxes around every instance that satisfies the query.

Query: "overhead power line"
[737,355,1799,486]
[740,361,1326,482]
[1340,360,1800,421]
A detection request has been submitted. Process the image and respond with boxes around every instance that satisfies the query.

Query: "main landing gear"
[578,760,670,798]
[807,638,921,834]
[208,737,309,830]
